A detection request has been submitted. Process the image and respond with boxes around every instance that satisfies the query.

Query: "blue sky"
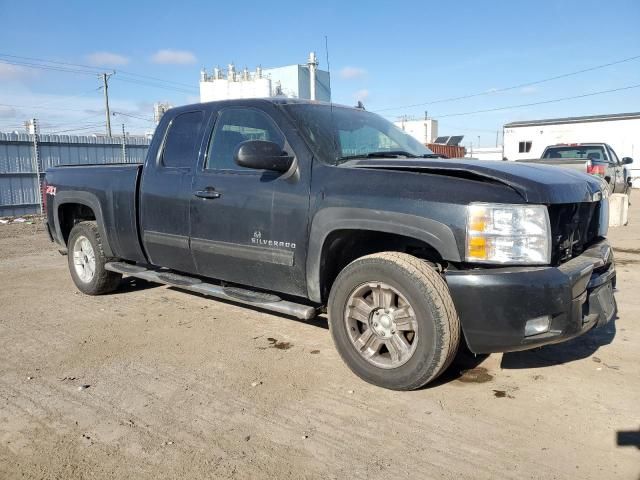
[0,0,638,146]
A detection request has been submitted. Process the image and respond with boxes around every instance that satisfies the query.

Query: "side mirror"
[622,157,633,165]
[234,140,293,173]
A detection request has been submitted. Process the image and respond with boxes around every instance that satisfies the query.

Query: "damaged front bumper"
[445,239,616,354]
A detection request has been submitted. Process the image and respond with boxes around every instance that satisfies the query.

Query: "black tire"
[67,221,121,295]
[328,252,460,390]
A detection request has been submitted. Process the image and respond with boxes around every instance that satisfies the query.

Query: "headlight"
[466,203,551,265]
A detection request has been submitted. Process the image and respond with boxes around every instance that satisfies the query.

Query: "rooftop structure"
[199,52,330,103]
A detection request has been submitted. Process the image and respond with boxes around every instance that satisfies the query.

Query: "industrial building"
[503,112,640,161]
[199,52,330,102]
[394,117,439,144]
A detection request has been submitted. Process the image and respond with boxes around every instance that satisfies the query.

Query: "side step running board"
[105,262,318,320]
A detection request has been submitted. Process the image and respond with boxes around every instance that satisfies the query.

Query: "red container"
[426,143,466,159]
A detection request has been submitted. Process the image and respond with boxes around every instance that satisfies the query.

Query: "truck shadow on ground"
[111,277,160,294]
[500,318,617,370]
[168,286,330,330]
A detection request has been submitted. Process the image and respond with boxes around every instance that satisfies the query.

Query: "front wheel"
[328,252,460,390]
[67,221,122,295]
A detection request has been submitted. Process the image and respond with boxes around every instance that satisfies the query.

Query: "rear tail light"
[587,162,606,177]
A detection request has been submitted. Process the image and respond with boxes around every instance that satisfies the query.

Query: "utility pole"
[496,130,499,148]
[100,72,114,137]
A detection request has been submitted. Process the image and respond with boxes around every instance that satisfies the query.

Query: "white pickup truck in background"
[517,143,633,194]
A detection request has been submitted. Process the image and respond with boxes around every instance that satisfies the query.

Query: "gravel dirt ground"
[0,207,638,480]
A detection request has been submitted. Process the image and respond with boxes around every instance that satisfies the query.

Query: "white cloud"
[151,49,197,65]
[520,86,539,94]
[86,51,130,67]
[0,63,35,81]
[0,105,18,117]
[340,66,367,80]
[0,89,157,135]
[354,89,370,102]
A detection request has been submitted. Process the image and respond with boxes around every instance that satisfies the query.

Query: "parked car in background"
[517,143,633,194]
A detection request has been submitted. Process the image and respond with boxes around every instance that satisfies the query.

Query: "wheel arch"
[53,191,114,257]
[306,207,461,303]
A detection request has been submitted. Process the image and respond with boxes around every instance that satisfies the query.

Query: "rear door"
[189,104,311,297]
[139,110,206,272]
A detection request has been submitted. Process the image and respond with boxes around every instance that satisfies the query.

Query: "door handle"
[194,188,221,199]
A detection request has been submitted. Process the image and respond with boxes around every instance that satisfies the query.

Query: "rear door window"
[161,111,205,168]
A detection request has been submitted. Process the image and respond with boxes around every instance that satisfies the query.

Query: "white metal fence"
[0,132,150,217]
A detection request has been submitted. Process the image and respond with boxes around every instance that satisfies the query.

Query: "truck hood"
[343,158,604,204]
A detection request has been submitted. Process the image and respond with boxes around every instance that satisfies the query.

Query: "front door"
[189,105,310,297]
[139,110,206,273]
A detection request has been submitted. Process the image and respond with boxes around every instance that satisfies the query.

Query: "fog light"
[524,315,551,336]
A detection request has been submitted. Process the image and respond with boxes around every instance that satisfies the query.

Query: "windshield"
[282,104,434,165]
[543,146,606,162]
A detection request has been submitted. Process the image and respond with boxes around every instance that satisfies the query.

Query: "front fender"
[305,207,461,302]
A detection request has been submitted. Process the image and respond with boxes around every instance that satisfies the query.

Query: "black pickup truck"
[44,98,617,390]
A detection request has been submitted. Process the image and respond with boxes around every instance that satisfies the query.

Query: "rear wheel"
[328,252,460,390]
[67,221,121,295]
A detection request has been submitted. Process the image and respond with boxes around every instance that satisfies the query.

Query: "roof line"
[504,111,640,127]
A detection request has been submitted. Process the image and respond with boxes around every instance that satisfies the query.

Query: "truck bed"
[515,158,589,173]
[45,163,146,263]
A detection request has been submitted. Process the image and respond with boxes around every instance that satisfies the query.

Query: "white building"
[394,118,438,144]
[503,112,640,161]
[199,52,330,103]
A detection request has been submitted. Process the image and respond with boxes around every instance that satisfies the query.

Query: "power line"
[0,53,105,73]
[437,123,500,133]
[0,59,100,76]
[38,113,104,128]
[112,111,154,121]
[0,53,198,92]
[43,121,105,131]
[0,57,198,94]
[113,76,196,94]
[0,102,94,113]
[28,87,102,110]
[0,52,197,89]
[374,54,640,113]
[47,124,107,135]
[432,83,640,118]
[116,70,197,90]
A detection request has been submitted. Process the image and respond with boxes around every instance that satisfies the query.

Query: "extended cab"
[44,99,617,390]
